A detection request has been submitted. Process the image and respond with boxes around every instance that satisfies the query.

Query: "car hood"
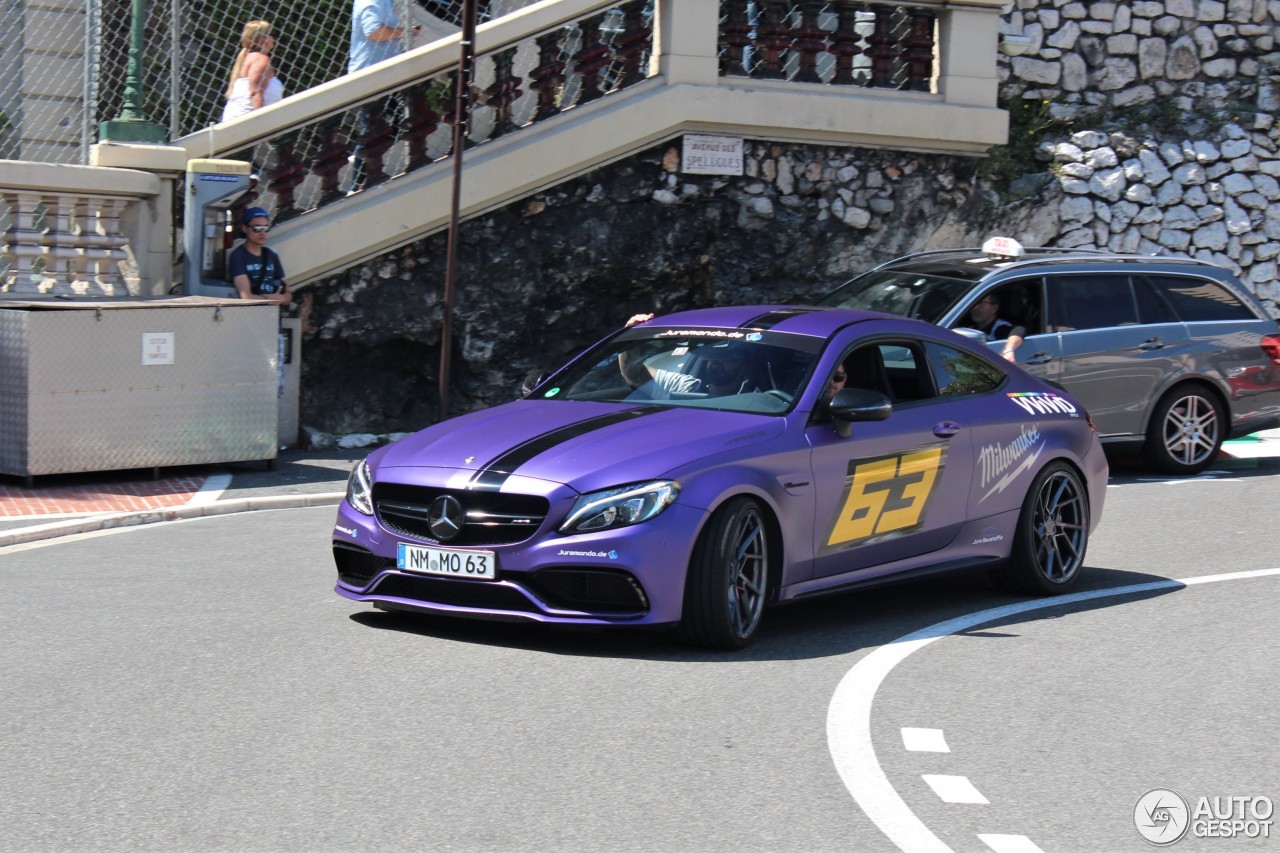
[374,400,786,494]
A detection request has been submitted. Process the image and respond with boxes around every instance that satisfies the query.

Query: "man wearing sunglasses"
[967,291,1024,362]
[229,207,292,308]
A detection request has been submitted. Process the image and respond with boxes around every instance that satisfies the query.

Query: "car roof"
[642,305,912,337]
[872,246,1234,282]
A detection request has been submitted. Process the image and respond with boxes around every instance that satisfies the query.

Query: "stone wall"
[1001,0,1279,115]
[998,0,1280,300]
[301,142,1012,434]
[299,0,1280,437]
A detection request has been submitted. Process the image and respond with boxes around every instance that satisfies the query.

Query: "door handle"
[1023,351,1054,365]
[1139,337,1166,350]
[933,421,960,438]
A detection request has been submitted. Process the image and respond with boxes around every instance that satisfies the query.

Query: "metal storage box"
[0,296,279,479]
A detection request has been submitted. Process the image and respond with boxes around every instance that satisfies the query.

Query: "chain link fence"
[2,0,545,166]
[3,1,924,166]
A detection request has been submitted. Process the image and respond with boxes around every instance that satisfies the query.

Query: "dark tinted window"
[1147,275,1256,322]
[838,342,931,403]
[1050,275,1139,330]
[1132,276,1176,323]
[924,341,1003,397]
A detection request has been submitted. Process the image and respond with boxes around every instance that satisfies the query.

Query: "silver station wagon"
[819,239,1280,474]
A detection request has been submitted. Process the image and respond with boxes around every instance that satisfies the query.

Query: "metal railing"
[178,0,659,225]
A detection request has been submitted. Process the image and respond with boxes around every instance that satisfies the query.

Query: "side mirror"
[520,369,548,399]
[950,327,986,343]
[829,388,892,438]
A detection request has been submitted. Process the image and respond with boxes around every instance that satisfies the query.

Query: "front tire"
[991,462,1089,595]
[1142,384,1224,475]
[677,497,771,650]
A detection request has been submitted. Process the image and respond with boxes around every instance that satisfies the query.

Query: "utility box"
[0,295,279,481]
[277,315,301,448]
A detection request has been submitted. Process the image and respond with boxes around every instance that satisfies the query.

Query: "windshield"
[536,327,822,415]
[819,269,973,323]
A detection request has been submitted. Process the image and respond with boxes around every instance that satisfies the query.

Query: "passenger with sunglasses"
[824,366,847,401]
[229,207,292,308]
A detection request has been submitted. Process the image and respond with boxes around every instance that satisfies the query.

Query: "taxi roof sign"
[982,236,1026,258]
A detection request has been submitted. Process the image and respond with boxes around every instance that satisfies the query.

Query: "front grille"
[525,568,649,614]
[333,542,392,586]
[373,484,550,546]
[371,574,542,613]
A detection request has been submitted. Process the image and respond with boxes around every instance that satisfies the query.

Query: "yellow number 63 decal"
[825,446,946,548]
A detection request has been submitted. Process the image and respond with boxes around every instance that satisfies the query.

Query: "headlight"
[346,459,374,516]
[559,480,680,534]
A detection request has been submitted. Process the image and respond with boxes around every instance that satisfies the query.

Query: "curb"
[0,492,345,549]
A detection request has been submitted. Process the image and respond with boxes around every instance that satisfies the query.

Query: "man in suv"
[819,237,1280,474]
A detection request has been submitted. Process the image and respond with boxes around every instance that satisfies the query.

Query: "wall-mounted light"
[999,34,1033,57]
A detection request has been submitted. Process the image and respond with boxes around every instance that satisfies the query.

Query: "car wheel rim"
[726,509,767,639]
[1032,471,1086,584]
[1162,394,1219,467]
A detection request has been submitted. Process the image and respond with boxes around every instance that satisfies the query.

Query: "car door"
[805,333,989,581]
[1045,273,1188,437]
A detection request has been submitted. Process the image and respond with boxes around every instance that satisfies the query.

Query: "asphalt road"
[1,458,1277,852]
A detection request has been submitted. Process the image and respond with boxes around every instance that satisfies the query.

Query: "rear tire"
[991,462,1088,595]
[677,497,770,650]
[1141,384,1224,475]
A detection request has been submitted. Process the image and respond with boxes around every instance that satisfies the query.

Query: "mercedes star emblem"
[426,495,466,542]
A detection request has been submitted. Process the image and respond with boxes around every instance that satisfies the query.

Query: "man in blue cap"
[229,207,292,308]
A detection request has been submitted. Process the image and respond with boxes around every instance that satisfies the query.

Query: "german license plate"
[397,543,496,580]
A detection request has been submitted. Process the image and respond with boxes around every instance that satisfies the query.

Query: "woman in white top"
[222,20,284,122]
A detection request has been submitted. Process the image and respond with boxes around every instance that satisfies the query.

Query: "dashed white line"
[827,568,1280,853]
[977,834,1047,853]
[921,774,989,805]
[901,728,950,753]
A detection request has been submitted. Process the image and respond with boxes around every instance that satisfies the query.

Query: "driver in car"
[621,342,760,398]
[967,292,1025,362]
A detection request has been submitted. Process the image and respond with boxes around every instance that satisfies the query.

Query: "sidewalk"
[0,448,365,548]
[1,430,1277,549]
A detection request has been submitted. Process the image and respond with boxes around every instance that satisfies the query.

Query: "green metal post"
[99,0,167,143]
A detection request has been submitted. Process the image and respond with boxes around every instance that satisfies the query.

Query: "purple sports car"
[333,306,1107,649]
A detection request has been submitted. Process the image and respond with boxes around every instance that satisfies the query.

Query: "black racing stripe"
[467,406,666,491]
[740,308,816,330]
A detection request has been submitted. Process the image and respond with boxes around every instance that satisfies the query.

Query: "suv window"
[1049,275,1139,331]
[1146,275,1257,322]
[1132,276,1176,323]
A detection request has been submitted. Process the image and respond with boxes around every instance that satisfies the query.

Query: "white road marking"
[827,567,1280,853]
[921,774,989,804]
[901,728,950,753]
[977,834,1047,853]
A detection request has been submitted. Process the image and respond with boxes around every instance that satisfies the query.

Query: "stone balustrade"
[0,159,178,296]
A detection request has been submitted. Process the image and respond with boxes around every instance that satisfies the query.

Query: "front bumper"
[332,500,708,627]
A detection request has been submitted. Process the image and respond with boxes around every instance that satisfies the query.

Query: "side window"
[1133,276,1176,323]
[1148,275,1256,321]
[837,341,932,403]
[991,279,1045,336]
[1049,275,1139,331]
[925,341,1004,397]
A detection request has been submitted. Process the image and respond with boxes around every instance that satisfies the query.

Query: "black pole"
[439,0,478,423]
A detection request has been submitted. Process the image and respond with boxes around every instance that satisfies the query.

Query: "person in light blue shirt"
[348,0,420,191]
